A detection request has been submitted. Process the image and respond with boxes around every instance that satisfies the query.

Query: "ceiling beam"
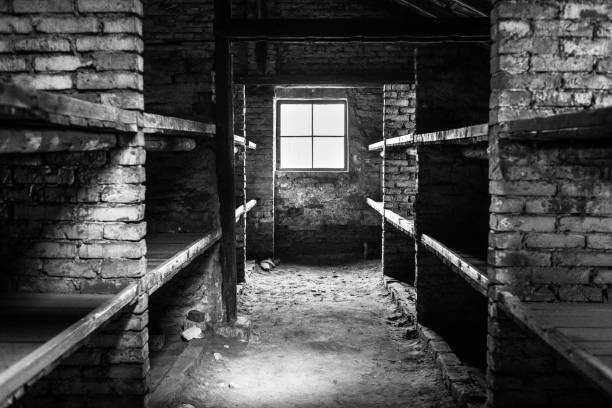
[385,0,454,18]
[219,18,489,43]
[235,73,416,86]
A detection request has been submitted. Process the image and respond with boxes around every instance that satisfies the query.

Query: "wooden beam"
[219,18,489,42]
[236,73,415,86]
[235,199,257,222]
[144,231,223,294]
[0,82,137,133]
[234,135,257,150]
[142,113,215,136]
[369,123,488,151]
[144,135,197,152]
[0,286,138,407]
[215,0,237,323]
[0,128,117,154]
[385,0,454,18]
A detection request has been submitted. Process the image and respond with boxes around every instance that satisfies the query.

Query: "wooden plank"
[215,0,238,323]
[0,82,137,133]
[366,198,415,237]
[497,291,612,397]
[420,234,488,295]
[233,135,257,150]
[0,284,138,407]
[501,106,612,134]
[368,123,488,151]
[218,18,490,42]
[144,230,223,293]
[142,113,215,136]
[235,199,257,222]
[236,73,416,86]
[0,128,117,153]
[144,135,197,151]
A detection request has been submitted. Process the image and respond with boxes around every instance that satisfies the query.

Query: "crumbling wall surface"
[416,44,489,133]
[143,0,214,121]
[0,0,144,109]
[273,87,382,262]
[487,0,612,406]
[245,85,275,259]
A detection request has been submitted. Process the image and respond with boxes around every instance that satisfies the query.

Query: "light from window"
[278,101,347,171]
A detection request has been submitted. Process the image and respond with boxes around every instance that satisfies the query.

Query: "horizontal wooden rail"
[142,113,215,136]
[498,291,612,397]
[233,135,256,150]
[420,234,488,295]
[143,230,223,294]
[0,285,138,407]
[219,18,490,42]
[500,106,612,142]
[366,198,415,236]
[369,123,488,151]
[144,135,197,152]
[0,82,138,133]
[0,128,117,154]
[235,199,257,221]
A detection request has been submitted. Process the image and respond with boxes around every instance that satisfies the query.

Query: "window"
[277,100,348,171]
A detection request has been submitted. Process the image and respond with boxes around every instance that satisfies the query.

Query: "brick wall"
[487,0,612,406]
[0,1,149,405]
[143,0,214,121]
[382,85,417,282]
[273,87,381,261]
[416,44,489,133]
[0,0,144,110]
[234,85,247,281]
[245,85,275,259]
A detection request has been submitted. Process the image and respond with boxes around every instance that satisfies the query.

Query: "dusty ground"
[180,261,456,408]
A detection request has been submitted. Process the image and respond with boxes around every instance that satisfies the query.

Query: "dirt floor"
[180,260,456,408]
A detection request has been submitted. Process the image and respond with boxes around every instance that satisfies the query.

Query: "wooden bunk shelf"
[144,230,222,294]
[0,285,138,407]
[368,123,488,151]
[142,113,215,136]
[144,135,197,152]
[233,135,257,150]
[235,199,257,221]
[0,82,138,134]
[420,234,488,295]
[498,291,612,397]
[500,106,612,142]
[366,198,415,236]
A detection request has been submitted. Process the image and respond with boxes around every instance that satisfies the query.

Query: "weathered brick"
[100,184,145,203]
[76,72,143,90]
[103,222,146,240]
[0,16,33,33]
[80,166,145,184]
[42,222,104,240]
[36,16,99,33]
[559,216,612,232]
[77,0,143,15]
[11,73,73,90]
[109,148,145,165]
[492,215,556,232]
[554,251,612,267]
[76,36,143,52]
[14,0,74,13]
[100,258,145,278]
[13,37,71,52]
[587,234,612,249]
[102,17,142,35]
[77,204,145,222]
[0,56,28,72]
[562,2,612,19]
[27,241,77,258]
[93,52,143,71]
[43,259,101,278]
[525,233,585,248]
[78,239,146,259]
[492,250,551,267]
[34,55,86,72]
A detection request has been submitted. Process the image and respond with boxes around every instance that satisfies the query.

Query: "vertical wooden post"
[214,0,237,321]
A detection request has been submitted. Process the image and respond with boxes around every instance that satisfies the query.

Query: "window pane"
[280,137,312,168]
[280,104,312,136]
[313,137,345,169]
[313,104,345,136]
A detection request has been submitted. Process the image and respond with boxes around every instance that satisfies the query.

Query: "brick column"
[487,0,612,406]
[0,1,148,405]
[382,85,417,283]
[245,85,274,259]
